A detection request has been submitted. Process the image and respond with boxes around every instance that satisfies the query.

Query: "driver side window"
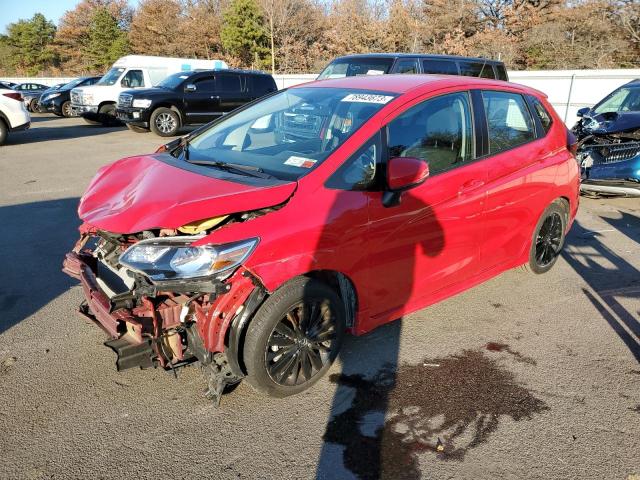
[122,70,144,88]
[326,133,380,191]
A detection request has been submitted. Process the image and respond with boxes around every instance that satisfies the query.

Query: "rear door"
[477,89,554,271]
[214,72,247,114]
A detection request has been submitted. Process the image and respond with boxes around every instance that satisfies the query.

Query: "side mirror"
[383,156,429,207]
[184,84,196,93]
[576,107,590,118]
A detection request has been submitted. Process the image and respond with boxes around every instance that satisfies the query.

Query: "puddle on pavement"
[323,347,547,480]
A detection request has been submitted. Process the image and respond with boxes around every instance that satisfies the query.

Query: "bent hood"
[584,111,640,135]
[79,154,297,234]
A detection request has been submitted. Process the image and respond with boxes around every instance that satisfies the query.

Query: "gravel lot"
[0,114,638,480]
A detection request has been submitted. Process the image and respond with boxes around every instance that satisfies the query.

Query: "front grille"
[118,93,132,108]
[71,90,80,104]
[590,142,640,164]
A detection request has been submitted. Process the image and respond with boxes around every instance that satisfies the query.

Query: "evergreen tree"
[84,7,129,71]
[4,13,57,75]
[221,0,270,69]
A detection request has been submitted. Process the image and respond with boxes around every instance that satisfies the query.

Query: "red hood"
[79,154,296,234]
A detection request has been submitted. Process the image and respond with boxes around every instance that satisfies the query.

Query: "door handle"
[458,179,485,195]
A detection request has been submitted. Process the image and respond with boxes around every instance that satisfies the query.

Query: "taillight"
[566,128,578,157]
[2,92,23,102]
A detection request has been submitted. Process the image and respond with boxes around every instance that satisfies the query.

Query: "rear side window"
[495,65,508,81]
[459,61,495,79]
[529,96,553,134]
[387,92,474,176]
[217,74,242,93]
[393,59,419,74]
[422,59,458,75]
[251,75,277,96]
[482,91,536,154]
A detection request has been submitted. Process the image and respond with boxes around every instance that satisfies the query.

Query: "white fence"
[3,69,639,125]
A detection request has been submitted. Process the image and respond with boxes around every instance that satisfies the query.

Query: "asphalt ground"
[0,114,638,480]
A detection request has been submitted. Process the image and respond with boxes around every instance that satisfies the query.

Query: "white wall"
[4,69,639,125]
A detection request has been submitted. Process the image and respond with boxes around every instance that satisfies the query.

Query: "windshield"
[97,67,125,86]
[157,72,190,90]
[185,87,396,180]
[62,78,85,90]
[317,58,394,80]
[593,87,640,114]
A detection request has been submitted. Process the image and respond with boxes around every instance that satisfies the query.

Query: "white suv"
[0,89,31,145]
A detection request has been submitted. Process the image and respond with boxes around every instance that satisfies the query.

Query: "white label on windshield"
[341,93,394,104]
[366,69,385,75]
[284,156,317,168]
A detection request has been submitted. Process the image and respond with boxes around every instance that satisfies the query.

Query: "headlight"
[82,93,94,104]
[46,92,61,100]
[132,99,152,108]
[119,237,258,283]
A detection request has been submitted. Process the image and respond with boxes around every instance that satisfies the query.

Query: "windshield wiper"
[185,157,275,179]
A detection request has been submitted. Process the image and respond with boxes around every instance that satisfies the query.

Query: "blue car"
[573,79,640,197]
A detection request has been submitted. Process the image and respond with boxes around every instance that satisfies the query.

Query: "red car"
[63,74,579,402]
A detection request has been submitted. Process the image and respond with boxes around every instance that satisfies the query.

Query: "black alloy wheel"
[535,212,563,268]
[243,277,346,397]
[266,301,336,386]
[523,199,568,274]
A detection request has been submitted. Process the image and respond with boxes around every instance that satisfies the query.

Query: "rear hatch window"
[317,58,394,79]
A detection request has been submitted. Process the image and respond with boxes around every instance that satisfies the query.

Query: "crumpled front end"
[62,225,267,404]
[574,112,640,197]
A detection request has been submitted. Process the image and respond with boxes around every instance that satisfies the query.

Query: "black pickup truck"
[116,69,277,136]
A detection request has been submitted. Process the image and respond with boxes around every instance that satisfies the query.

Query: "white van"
[71,55,227,124]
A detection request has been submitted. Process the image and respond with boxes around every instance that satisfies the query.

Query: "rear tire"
[126,124,148,133]
[522,200,568,274]
[0,119,7,145]
[243,277,346,397]
[150,107,180,137]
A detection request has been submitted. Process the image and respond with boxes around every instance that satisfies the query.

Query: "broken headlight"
[119,237,258,283]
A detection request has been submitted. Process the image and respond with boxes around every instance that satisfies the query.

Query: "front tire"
[243,277,346,397]
[61,101,73,118]
[150,107,180,137]
[523,200,568,274]
[29,99,38,112]
[98,103,118,125]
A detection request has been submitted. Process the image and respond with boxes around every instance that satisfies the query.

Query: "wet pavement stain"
[485,342,537,365]
[323,348,548,480]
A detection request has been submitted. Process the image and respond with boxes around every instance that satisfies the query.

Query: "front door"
[183,75,219,123]
[364,91,487,329]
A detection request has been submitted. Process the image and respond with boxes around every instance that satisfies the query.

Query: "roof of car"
[295,74,531,95]
[333,53,505,65]
[181,68,272,77]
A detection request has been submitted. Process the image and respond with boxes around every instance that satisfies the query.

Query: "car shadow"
[29,115,62,123]
[562,215,640,362]
[5,124,125,145]
[0,197,80,334]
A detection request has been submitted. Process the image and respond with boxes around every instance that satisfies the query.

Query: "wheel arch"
[97,100,116,111]
[151,103,183,126]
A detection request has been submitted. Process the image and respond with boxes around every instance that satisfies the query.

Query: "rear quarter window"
[529,96,553,134]
[251,75,277,96]
[459,61,495,79]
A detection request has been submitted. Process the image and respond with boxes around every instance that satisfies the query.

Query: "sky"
[0,0,138,34]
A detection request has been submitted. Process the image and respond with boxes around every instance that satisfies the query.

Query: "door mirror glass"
[387,156,429,191]
[184,84,196,92]
[576,107,590,117]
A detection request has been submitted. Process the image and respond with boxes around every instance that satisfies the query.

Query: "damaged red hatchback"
[64,75,579,402]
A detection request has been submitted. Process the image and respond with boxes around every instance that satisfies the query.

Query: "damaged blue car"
[573,79,640,197]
